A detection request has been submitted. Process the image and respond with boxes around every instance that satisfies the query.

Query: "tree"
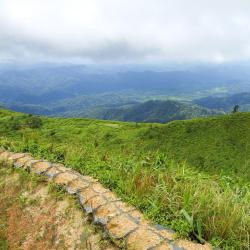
[27,116,42,129]
[232,105,240,113]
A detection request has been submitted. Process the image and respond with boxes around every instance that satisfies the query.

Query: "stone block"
[94,202,121,225]
[66,178,89,194]
[91,182,109,194]
[78,187,99,205]
[30,161,52,174]
[126,227,162,250]
[14,156,34,168]
[44,166,62,179]
[107,214,138,240]
[54,171,78,185]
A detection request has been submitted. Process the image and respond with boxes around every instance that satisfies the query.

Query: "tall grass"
[0,110,250,249]
[2,139,249,249]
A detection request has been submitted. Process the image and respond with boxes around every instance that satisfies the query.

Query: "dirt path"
[0,167,117,250]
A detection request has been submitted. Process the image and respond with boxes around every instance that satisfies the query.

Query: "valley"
[1,63,250,122]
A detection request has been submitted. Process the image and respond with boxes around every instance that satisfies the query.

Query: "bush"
[9,119,21,130]
[27,116,42,129]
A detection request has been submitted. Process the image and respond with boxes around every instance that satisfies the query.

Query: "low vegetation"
[0,108,249,249]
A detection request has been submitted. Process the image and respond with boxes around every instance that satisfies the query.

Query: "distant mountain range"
[1,63,250,122]
[194,92,250,112]
[1,63,250,104]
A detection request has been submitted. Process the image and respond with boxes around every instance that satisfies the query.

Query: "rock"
[14,156,34,169]
[83,195,108,213]
[114,201,136,214]
[106,214,138,240]
[54,164,71,172]
[78,187,99,206]
[24,159,41,170]
[30,161,52,174]
[175,240,212,250]
[102,191,121,202]
[91,183,109,194]
[154,228,175,242]
[94,202,121,225]
[170,244,186,250]
[152,243,172,250]
[0,151,12,161]
[66,178,89,194]
[128,210,148,225]
[8,153,29,163]
[44,166,63,179]
[54,171,78,185]
[126,227,163,250]
[81,175,98,183]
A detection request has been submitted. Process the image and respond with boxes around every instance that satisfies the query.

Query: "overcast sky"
[1,0,250,64]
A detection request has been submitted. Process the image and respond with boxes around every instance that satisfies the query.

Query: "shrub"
[27,116,42,129]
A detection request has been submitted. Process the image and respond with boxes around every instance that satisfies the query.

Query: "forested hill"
[1,63,250,119]
[87,100,224,123]
[194,92,250,111]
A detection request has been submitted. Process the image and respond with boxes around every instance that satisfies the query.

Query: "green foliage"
[0,108,249,249]
[0,113,42,133]
[232,104,240,113]
[48,182,66,201]
[27,116,42,129]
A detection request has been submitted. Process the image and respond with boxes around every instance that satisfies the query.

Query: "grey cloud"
[0,33,161,61]
[1,0,250,63]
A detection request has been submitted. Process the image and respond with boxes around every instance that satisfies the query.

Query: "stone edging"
[0,150,212,250]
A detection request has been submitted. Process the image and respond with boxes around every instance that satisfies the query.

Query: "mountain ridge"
[194,91,250,111]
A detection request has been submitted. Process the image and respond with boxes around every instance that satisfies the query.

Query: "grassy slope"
[143,113,250,180]
[0,108,249,249]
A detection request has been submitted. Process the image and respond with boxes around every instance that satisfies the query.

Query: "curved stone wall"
[0,150,212,250]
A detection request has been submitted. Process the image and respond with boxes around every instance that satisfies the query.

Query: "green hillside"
[86,100,224,123]
[0,108,249,249]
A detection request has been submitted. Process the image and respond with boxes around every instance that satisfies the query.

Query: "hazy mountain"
[1,63,250,105]
[0,63,250,121]
[194,92,250,112]
[84,100,224,123]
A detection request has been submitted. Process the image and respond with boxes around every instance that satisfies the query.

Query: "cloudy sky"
[1,0,250,64]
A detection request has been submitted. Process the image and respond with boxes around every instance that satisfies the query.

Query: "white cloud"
[1,0,250,63]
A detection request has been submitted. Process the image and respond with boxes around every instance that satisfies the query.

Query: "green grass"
[0,108,249,249]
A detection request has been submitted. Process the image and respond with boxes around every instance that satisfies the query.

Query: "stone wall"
[0,150,212,250]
